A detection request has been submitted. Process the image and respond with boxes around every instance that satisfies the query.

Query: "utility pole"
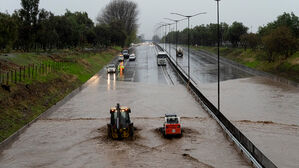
[216,0,221,112]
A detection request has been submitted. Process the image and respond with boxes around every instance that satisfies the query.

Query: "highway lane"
[0,43,250,168]
[164,44,252,84]
[163,43,299,168]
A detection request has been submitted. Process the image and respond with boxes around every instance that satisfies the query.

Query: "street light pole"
[164,25,167,50]
[168,24,170,54]
[216,0,220,112]
[171,12,207,83]
[168,23,172,54]
[164,18,186,65]
[187,16,190,82]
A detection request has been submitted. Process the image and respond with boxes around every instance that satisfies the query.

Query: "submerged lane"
[0,44,250,168]
[164,43,299,167]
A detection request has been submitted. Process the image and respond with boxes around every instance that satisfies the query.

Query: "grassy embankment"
[192,46,299,83]
[0,47,121,142]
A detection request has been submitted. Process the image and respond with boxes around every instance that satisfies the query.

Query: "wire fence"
[0,62,64,86]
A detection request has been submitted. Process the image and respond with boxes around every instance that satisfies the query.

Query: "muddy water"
[162,43,299,167]
[0,78,250,168]
[198,77,299,168]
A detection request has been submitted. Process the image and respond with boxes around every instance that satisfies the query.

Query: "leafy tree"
[36,9,58,50]
[262,26,297,62]
[227,22,248,47]
[259,12,299,38]
[0,13,18,51]
[240,33,259,50]
[65,10,94,47]
[18,0,40,50]
[94,24,111,47]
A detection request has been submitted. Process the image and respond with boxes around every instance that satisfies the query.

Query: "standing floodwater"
[0,44,250,168]
[166,43,299,167]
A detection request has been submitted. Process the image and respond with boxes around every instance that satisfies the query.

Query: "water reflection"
[107,73,116,91]
[89,75,101,87]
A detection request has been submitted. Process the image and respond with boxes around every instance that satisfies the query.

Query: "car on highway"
[162,114,182,137]
[122,50,130,59]
[129,53,136,61]
[106,64,116,73]
[176,47,183,57]
[157,51,167,66]
[118,54,124,62]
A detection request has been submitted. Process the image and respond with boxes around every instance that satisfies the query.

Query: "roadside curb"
[0,55,119,151]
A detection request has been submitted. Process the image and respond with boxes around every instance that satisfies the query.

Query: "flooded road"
[0,44,250,168]
[165,44,299,167]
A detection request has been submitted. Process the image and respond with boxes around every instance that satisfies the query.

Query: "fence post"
[28,64,30,79]
[19,67,21,82]
[10,70,12,84]
[32,64,34,79]
[0,62,2,84]
[15,69,17,84]
[23,66,25,80]
[35,65,37,79]
[6,71,9,85]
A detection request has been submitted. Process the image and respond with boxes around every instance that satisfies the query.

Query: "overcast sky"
[0,0,298,39]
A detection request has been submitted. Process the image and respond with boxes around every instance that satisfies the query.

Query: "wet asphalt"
[162,43,299,167]
[0,44,251,168]
[1,43,298,167]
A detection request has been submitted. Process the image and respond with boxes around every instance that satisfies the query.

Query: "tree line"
[161,12,299,62]
[0,0,138,52]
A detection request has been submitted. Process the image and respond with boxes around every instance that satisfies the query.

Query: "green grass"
[0,48,118,142]
[244,60,260,68]
[112,46,122,51]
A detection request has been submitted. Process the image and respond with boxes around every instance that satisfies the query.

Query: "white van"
[157,51,167,66]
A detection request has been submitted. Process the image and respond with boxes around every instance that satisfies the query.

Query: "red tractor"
[162,114,182,137]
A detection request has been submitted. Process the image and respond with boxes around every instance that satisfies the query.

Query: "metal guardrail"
[154,42,278,168]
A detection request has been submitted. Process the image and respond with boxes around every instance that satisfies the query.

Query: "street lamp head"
[171,12,187,18]
[165,17,187,22]
[171,12,207,18]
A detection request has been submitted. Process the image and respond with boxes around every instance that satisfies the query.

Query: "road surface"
[0,44,250,168]
[165,43,299,168]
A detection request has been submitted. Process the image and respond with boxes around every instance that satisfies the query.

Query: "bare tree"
[97,0,138,37]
